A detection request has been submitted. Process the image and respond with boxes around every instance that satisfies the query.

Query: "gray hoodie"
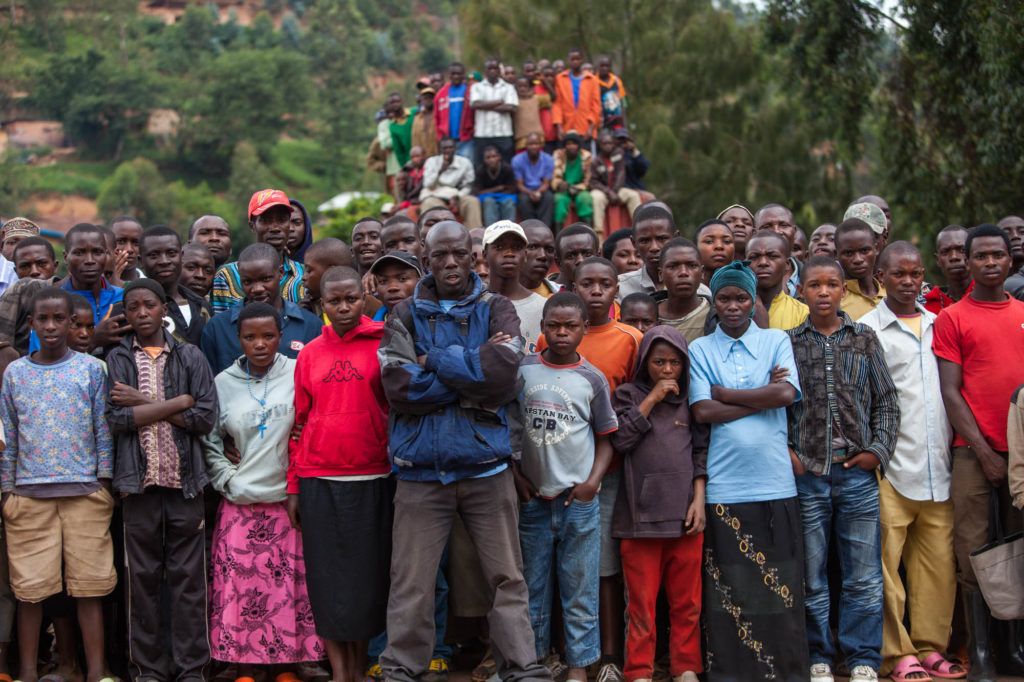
[202,354,296,504]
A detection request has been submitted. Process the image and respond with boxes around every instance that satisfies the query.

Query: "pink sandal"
[920,653,967,679]
[890,655,932,682]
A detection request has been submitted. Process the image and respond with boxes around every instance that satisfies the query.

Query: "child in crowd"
[836,218,885,320]
[787,256,900,682]
[471,233,490,287]
[370,251,424,321]
[514,291,617,682]
[381,215,426,263]
[694,219,735,291]
[602,228,642,276]
[180,242,217,300]
[538,257,641,681]
[617,205,679,300]
[809,223,837,259]
[473,145,518,226]
[514,76,544,151]
[860,243,964,681]
[1,287,116,682]
[287,267,391,682]
[657,238,710,344]
[203,302,324,674]
[300,238,354,323]
[921,225,971,314]
[107,278,218,682]
[611,324,706,682]
[617,292,657,335]
[69,292,98,354]
[746,230,808,331]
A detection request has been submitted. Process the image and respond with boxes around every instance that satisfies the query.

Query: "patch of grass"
[27,162,118,198]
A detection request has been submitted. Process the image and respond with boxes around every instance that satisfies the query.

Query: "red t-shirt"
[932,294,1024,451]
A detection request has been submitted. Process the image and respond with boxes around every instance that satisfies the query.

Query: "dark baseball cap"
[369,250,424,276]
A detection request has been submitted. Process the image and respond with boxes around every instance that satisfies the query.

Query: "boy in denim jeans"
[787,256,900,682]
[513,291,618,682]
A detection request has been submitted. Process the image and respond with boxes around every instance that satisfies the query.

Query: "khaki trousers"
[950,446,1021,590]
[879,478,956,675]
[420,195,483,229]
[590,187,642,237]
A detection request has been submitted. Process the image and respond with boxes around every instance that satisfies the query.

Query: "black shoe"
[963,589,997,682]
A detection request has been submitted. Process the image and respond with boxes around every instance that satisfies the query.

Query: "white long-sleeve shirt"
[861,302,952,501]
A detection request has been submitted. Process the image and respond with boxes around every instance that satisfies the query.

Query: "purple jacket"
[610,325,708,539]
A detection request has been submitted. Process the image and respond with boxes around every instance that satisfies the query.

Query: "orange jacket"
[552,71,602,138]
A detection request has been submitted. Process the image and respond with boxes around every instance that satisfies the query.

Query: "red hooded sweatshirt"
[288,318,390,493]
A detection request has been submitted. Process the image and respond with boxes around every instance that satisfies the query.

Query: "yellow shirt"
[532,280,559,298]
[898,312,922,338]
[841,279,886,321]
[767,291,809,330]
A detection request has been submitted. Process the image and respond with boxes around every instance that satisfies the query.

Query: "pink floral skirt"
[209,500,325,663]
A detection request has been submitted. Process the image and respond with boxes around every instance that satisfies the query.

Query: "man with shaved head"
[755,203,801,295]
[188,215,232,267]
[378,221,549,682]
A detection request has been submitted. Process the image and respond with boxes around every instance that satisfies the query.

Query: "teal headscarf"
[709,261,757,300]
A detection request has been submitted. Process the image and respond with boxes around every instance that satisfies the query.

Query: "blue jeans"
[456,139,474,161]
[519,494,601,668]
[369,542,452,662]
[797,464,883,670]
[480,194,518,226]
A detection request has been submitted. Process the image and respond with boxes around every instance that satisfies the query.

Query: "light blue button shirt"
[688,323,802,504]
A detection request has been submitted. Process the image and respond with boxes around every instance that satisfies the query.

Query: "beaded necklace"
[245,359,271,438]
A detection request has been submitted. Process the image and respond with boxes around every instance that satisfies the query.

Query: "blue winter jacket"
[377,272,524,483]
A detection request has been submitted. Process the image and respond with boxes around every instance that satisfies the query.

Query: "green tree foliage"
[0,153,34,217]
[96,157,175,225]
[766,0,1024,242]
[28,50,154,159]
[305,0,374,184]
[321,194,391,243]
[176,48,311,176]
[877,0,1024,233]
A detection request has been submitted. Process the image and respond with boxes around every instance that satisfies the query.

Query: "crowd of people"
[0,54,1023,682]
[370,52,649,235]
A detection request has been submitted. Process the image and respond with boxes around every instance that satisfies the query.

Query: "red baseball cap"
[248,189,291,220]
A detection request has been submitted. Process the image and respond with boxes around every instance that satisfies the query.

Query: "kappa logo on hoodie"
[322,360,363,383]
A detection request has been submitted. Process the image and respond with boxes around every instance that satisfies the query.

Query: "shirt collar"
[131,335,169,354]
[845,278,884,299]
[873,299,933,334]
[792,310,856,338]
[711,321,761,360]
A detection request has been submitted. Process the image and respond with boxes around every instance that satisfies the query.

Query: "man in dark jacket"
[378,222,550,682]
[139,225,211,346]
[106,278,218,682]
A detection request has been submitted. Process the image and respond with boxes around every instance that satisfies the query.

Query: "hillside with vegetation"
[1,0,1021,250]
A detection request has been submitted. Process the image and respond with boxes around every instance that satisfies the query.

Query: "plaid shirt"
[786,312,900,474]
[0,277,60,353]
[209,256,305,315]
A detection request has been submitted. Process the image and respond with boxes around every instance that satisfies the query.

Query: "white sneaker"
[848,665,878,682]
[596,663,625,682]
[809,662,834,682]
[671,674,699,682]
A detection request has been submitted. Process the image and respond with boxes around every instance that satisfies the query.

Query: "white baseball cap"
[482,220,528,247]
